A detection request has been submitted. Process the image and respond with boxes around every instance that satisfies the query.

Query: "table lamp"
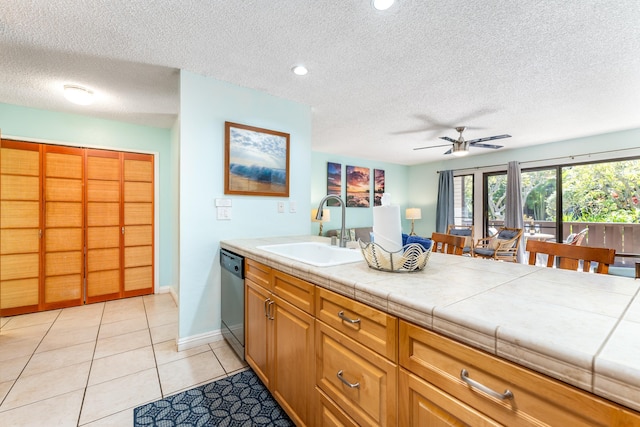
[311,208,331,236]
[406,208,422,236]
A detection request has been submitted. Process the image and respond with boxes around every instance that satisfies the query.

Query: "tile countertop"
[220,235,640,412]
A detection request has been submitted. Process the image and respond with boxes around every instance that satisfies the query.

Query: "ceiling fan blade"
[466,134,511,144]
[413,143,452,151]
[469,142,503,149]
[439,136,457,143]
[443,148,453,155]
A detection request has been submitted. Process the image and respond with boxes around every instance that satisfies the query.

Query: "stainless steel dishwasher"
[220,248,245,360]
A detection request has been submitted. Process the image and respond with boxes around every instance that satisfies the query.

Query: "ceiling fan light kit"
[414,125,511,156]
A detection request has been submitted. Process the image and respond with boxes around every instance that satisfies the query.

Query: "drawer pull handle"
[338,311,361,324]
[264,298,271,318]
[336,370,360,389]
[460,369,513,400]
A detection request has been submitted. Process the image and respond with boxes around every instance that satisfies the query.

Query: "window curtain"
[436,170,454,233]
[505,161,525,262]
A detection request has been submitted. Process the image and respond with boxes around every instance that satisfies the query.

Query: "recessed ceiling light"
[291,65,308,76]
[63,84,94,105]
[372,0,395,11]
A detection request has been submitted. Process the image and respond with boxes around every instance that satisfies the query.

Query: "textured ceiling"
[1,1,639,165]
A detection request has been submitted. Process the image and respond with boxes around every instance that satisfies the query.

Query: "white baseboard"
[156,286,179,306]
[177,329,224,352]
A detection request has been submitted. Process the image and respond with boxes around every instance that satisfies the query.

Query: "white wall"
[178,71,312,341]
[409,128,640,236]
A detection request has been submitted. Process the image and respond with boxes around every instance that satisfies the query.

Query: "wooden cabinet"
[243,256,640,426]
[399,320,640,427]
[0,139,154,315]
[244,259,315,427]
[315,287,398,427]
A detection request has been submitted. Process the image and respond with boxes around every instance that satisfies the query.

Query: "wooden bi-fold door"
[0,140,154,316]
[85,149,154,302]
[85,149,122,303]
[0,140,42,316]
[122,153,154,298]
[42,145,85,310]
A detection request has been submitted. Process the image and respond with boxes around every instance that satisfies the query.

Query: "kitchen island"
[221,235,640,425]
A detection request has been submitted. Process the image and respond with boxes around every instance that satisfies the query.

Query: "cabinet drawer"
[272,269,315,315]
[316,321,397,427]
[399,320,640,427]
[316,387,359,427]
[399,368,501,427]
[316,287,397,362]
[245,258,271,290]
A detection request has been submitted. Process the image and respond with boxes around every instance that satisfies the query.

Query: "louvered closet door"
[123,153,154,297]
[43,145,84,310]
[0,140,42,316]
[85,149,122,303]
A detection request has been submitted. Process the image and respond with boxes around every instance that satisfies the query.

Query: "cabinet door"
[85,149,121,303]
[272,295,315,427]
[399,369,501,427]
[245,278,271,387]
[0,140,42,316]
[42,145,84,310]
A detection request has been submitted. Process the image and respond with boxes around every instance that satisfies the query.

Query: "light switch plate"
[217,207,232,220]
[215,198,232,207]
[277,201,285,213]
[289,201,297,213]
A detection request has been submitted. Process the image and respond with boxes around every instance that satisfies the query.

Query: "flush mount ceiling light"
[372,0,395,11]
[63,84,94,105]
[291,65,308,76]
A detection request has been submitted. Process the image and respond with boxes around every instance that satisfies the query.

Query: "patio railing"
[488,220,640,256]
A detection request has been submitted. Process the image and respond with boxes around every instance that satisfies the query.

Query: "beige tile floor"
[0,293,248,426]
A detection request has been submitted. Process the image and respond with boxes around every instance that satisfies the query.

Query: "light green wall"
[178,71,312,339]
[311,152,412,235]
[408,128,640,237]
[0,102,174,288]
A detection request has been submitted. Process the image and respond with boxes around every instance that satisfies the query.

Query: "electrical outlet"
[277,201,285,213]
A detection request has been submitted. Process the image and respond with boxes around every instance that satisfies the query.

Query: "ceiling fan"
[413,126,511,156]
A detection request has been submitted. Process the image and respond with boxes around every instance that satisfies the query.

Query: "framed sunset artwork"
[346,165,370,207]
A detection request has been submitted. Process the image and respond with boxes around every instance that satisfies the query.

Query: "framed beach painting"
[346,165,370,207]
[224,122,290,197]
[374,169,385,206]
[326,162,342,206]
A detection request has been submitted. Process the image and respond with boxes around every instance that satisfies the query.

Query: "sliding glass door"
[483,168,558,240]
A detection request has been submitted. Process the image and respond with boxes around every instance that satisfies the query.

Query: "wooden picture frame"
[224,122,290,197]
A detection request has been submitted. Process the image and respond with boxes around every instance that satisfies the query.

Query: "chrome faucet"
[316,195,347,248]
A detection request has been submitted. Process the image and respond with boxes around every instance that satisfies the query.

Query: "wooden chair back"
[526,239,616,274]
[447,224,474,254]
[431,232,466,256]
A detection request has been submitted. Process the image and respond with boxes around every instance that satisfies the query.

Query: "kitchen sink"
[257,242,363,267]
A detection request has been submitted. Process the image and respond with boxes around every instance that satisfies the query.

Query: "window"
[453,174,473,226]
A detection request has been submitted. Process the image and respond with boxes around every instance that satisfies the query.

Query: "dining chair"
[431,232,466,256]
[446,224,474,255]
[525,239,615,274]
[565,228,588,246]
[473,227,523,262]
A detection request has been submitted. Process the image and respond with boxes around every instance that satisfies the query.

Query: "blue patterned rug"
[134,369,293,426]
